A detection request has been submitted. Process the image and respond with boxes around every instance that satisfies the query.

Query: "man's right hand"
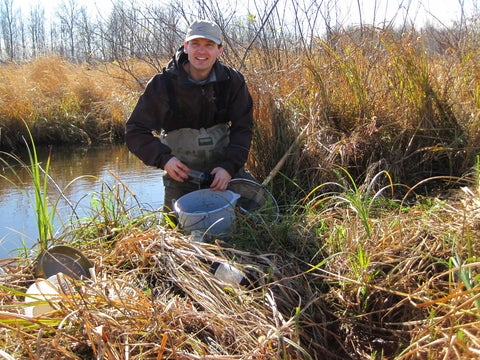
[164,157,189,182]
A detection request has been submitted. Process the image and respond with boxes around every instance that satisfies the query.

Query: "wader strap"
[162,67,230,117]
[163,69,179,115]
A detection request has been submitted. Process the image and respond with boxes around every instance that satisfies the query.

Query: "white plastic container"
[24,274,67,317]
[212,262,247,286]
[174,189,240,236]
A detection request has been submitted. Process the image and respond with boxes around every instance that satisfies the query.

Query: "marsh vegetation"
[1,0,480,358]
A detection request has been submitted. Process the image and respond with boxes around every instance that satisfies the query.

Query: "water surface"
[0,145,164,258]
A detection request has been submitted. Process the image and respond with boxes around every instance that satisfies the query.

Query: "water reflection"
[0,145,164,258]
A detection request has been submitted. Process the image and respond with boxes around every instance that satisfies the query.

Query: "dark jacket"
[125,47,254,176]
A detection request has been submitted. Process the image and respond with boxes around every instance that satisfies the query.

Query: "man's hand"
[164,157,189,182]
[210,167,231,191]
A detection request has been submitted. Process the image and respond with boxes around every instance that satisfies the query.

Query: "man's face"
[184,38,223,74]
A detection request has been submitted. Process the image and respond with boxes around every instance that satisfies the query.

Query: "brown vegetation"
[0,56,140,150]
[1,20,480,359]
[0,177,479,359]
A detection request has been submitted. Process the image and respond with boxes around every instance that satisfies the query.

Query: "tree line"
[1,0,478,69]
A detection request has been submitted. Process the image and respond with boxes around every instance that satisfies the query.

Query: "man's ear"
[183,41,188,53]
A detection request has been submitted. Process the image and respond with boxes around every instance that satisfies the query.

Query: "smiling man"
[125,20,254,212]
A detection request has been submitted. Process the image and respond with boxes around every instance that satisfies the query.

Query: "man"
[125,19,254,211]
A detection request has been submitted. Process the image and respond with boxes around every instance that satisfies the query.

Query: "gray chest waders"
[161,123,230,172]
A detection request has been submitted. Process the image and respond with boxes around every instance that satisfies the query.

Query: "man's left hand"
[210,167,231,191]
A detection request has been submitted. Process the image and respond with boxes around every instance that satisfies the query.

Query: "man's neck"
[184,62,211,82]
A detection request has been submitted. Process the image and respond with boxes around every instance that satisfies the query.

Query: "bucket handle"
[203,217,225,234]
[180,215,208,230]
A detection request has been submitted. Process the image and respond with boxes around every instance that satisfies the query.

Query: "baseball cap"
[185,20,223,45]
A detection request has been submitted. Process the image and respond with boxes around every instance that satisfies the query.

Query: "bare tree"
[28,3,46,58]
[0,0,476,70]
[96,0,183,85]
[56,0,83,60]
[77,6,95,62]
[0,0,18,60]
[19,13,25,58]
[102,1,137,61]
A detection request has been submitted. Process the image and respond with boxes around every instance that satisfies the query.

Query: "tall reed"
[0,122,55,251]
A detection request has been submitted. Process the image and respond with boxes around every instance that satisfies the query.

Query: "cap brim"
[185,35,222,45]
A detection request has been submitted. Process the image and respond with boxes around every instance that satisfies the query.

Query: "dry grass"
[0,226,316,359]
[246,28,480,199]
[0,56,148,149]
[1,182,480,359]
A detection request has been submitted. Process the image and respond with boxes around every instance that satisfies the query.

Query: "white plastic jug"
[24,274,67,317]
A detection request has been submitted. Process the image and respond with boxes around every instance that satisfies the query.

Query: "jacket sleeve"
[125,74,174,169]
[218,70,254,176]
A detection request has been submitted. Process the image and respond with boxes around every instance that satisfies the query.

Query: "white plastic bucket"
[174,189,240,236]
